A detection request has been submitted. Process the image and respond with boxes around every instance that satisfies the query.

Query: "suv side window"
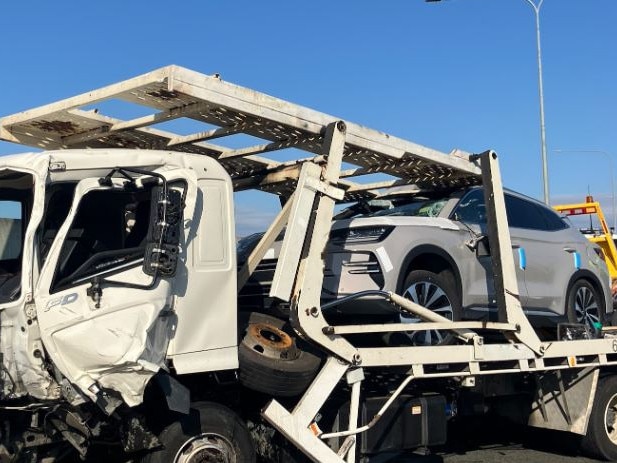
[537,205,568,231]
[504,194,549,230]
[454,189,565,232]
[453,189,486,224]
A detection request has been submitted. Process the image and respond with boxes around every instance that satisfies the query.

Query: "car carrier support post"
[479,150,543,354]
[269,121,362,364]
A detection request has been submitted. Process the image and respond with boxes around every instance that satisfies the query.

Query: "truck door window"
[0,171,34,303]
[0,201,22,261]
[40,183,77,264]
[51,185,154,291]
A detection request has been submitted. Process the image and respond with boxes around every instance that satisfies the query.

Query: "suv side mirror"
[143,186,183,277]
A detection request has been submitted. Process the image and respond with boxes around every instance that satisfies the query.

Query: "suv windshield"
[371,197,449,217]
[336,193,452,219]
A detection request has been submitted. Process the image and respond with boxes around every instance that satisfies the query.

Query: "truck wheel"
[140,402,255,463]
[566,279,603,332]
[398,269,461,346]
[238,312,321,397]
[581,375,617,461]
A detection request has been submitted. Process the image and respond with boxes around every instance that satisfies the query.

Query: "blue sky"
[0,0,615,235]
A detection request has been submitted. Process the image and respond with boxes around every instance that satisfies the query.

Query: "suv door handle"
[563,247,576,253]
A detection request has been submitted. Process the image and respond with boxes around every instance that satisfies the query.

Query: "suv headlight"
[330,226,394,244]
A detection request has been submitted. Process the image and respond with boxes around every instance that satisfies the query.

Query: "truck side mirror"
[143,186,183,277]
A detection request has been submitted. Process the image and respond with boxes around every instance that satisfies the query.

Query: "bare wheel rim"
[574,284,600,329]
[242,322,299,361]
[174,433,237,463]
[604,393,617,445]
[401,280,454,346]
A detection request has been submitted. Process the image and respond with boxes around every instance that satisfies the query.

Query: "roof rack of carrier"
[0,65,481,201]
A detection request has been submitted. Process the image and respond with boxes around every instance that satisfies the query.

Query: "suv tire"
[566,279,603,333]
[397,269,462,346]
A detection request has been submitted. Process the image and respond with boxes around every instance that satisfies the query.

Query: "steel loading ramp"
[0,65,481,200]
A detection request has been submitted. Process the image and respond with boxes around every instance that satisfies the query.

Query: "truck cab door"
[34,172,188,407]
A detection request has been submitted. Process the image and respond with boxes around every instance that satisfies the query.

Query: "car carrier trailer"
[0,65,617,462]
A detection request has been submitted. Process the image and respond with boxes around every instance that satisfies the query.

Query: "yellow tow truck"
[554,196,617,281]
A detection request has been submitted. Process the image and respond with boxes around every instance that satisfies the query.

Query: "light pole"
[524,0,549,204]
[427,0,550,204]
[554,149,616,232]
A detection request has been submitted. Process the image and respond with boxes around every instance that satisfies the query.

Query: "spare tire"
[238,312,321,397]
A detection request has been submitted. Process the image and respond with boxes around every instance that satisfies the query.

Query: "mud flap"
[153,372,191,415]
[528,366,598,435]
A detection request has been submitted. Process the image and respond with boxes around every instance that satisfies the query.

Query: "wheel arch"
[397,245,462,297]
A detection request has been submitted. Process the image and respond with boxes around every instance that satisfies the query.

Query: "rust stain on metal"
[104,135,144,149]
[31,120,79,135]
[147,90,178,101]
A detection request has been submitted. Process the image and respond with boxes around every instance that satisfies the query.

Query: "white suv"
[238,186,612,346]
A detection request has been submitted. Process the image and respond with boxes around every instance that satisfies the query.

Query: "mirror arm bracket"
[87,276,103,308]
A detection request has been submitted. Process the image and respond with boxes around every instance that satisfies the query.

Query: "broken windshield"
[335,193,452,220]
[0,171,34,304]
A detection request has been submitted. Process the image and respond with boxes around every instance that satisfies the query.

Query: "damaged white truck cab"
[1,149,239,408]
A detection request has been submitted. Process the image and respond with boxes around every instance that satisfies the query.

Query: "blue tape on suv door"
[518,248,527,270]
[573,251,581,270]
